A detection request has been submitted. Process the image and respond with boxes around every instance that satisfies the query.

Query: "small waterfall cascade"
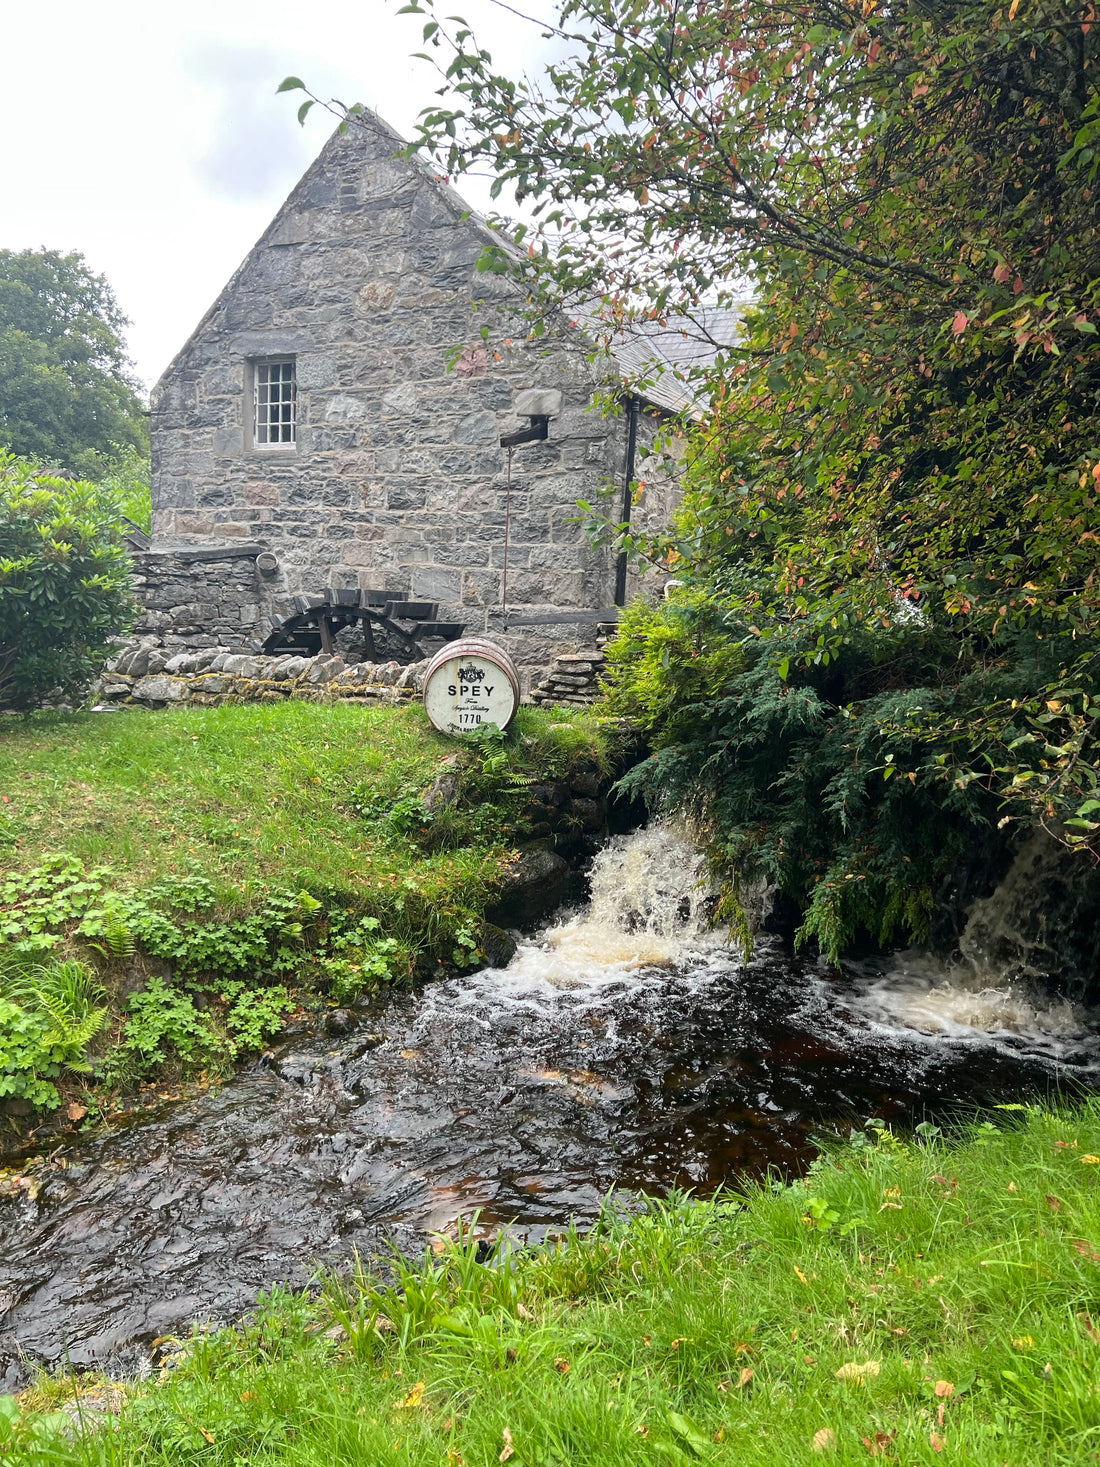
[844,828,1100,1047]
[498,822,725,989]
[959,828,1100,992]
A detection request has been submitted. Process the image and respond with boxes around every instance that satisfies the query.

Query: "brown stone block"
[174,516,216,536]
[245,481,278,506]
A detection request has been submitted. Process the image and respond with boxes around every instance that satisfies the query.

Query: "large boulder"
[486,848,571,930]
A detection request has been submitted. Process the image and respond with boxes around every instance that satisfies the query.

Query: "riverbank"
[7,1101,1100,1463]
[0,700,618,1142]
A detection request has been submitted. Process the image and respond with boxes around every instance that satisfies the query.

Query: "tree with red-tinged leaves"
[290,1,1100,953]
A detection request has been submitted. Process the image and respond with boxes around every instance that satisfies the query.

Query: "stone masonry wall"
[94,650,428,710]
[150,109,678,684]
[129,544,268,653]
[92,646,604,711]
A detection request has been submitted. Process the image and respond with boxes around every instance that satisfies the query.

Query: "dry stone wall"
[94,650,428,709]
[93,643,607,711]
[129,544,268,653]
[529,650,607,706]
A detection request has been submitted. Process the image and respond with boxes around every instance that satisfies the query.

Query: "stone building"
[147,107,736,682]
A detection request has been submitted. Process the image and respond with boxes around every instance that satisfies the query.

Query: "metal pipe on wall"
[614,394,639,607]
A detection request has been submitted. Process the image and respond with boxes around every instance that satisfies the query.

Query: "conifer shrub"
[606,591,1091,960]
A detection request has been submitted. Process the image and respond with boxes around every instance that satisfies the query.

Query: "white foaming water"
[496,821,725,994]
[835,949,1093,1059]
[423,821,1097,1064]
[835,829,1098,1058]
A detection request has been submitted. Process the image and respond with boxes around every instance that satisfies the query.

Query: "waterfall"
[497,822,725,990]
[959,828,1100,992]
[840,828,1100,1049]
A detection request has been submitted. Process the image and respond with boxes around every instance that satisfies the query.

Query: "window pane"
[254,359,296,447]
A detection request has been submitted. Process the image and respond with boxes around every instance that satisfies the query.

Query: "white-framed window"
[253,358,296,448]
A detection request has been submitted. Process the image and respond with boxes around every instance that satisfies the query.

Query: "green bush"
[0,452,134,709]
[607,592,1083,959]
[97,444,152,534]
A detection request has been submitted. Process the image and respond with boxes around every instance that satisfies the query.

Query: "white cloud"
[186,42,316,202]
[0,0,556,391]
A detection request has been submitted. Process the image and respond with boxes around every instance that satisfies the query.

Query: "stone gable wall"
[151,112,678,683]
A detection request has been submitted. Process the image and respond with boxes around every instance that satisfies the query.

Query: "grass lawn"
[0,701,605,900]
[0,700,610,1123]
[9,1102,1100,1464]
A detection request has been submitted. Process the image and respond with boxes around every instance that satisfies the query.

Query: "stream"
[2,824,1098,1389]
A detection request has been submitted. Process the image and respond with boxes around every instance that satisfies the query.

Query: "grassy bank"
[8,1102,1100,1463]
[0,700,611,1126]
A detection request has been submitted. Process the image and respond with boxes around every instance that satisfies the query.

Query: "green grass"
[9,1102,1100,1464]
[0,701,605,896]
[0,701,612,1116]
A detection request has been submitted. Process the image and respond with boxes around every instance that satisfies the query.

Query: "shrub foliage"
[0,453,134,709]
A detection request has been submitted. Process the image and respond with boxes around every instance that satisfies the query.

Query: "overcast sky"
[0,0,553,392]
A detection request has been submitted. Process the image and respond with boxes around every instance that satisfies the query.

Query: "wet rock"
[486,848,570,929]
[569,770,602,798]
[478,922,518,969]
[564,797,605,832]
[324,1008,357,1037]
[345,1033,385,1059]
[542,782,571,808]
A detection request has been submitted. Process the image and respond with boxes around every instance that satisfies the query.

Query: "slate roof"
[601,305,751,415]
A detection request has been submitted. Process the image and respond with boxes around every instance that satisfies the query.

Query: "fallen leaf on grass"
[737,1367,754,1388]
[198,1427,214,1444]
[396,1381,425,1409]
[1054,1139,1078,1149]
[66,1103,87,1122]
[934,1381,954,1398]
[1072,1238,1100,1263]
[836,1361,881,1383]
[930,1430,946,1452]
[812,1427,836,1452]
[1077,1312,1100,1343]
[1046,1194,1064,1212]
[1082,1154,1100,1164]
[793,1266,809,1284]
[499,1426,515,1462]
[861,1430,895,1456]
[554,1357,571,1374]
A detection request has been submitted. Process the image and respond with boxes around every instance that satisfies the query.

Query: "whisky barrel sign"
[422,638,520,736]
